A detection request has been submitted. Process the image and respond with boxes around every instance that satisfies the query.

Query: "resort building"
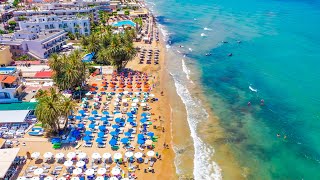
[0,67,23,103]
[0,27,68,60]
[18,15,91,36]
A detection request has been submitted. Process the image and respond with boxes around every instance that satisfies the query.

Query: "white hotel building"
[19,15,90,36]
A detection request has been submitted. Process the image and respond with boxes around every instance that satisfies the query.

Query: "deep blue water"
[148,0,320,179]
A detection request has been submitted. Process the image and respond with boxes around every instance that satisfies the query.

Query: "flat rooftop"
[0,110,30,123]
[0,102,37,111]
[0,148,20,178]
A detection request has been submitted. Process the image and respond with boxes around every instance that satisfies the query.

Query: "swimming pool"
[112,20,136,27]
[82,52,95,63]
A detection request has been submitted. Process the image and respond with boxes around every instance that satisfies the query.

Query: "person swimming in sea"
[247,101,251,106]
[277,134,281,137]
[260,99,265,106]
[228,53,233,57]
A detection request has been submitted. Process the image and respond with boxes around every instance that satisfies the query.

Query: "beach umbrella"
[137,139,145,144]
[68,137,76,143]
[102,111,109,115]
[89,124,95,129]
[123,91,129,95]
[126,112,133,117]
[113,153,122,160]
[147,132,154,137]
[97,168,107,175]
[132,98,139,103]
[102,153,111,159]
[112,124,120,129]
[85,130,92,135]
[64,160,73,167]
[110,131,119,136]
[138,134,144,139]
[131,103,137,107]
[99,125,106,131]
[147,151,155,157]
[31,152,40,159]
[76,161,85,168]
[125,151,133,158]
[140,103,147,107]
[17,177,27,180]
[127,117,134,123]
[134,152,143,159]
[88,117,95,121]
[91,110,98,115]
[122,98,128,103]
[57,177,66,180]
[121,137,129,144]
[33,168,44,175]
[85,169,95,176]
[115,118,122,123]
[78,152,87,160]
[95,176,105,180]
[83,136,91,142]
[43,152,53,159]
[70,177,80,180]
[31,177,39,180]
[77,123,84,128]
[78,110,85,114]
[68,115,74,119]
[73,168,82,175]
[122,178,129,180]
[44,177,53,180]
[124,132,131,137]
[67,152,76,159]
[145,140,153,145]
[141,112,148,117]
[111,168,121,175]
[96,138,104,143]
[109,139,117,146]
[55,153,64,159]
[150,94,155,97]
[98,132,105,137]
[140,118,147,123]
[75,116,82,120]
[101,117,107,121]
[92,153,101,159]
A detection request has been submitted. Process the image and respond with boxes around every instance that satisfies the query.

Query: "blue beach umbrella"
[126,112,133,117]
[96,138,104,143]
[76,116,82,120]
[121,138,129,144]
[141,112,148,117]
[112,124,119,129]
[77,124,84,128]
[83,136,91,141]
[91,110,98,115]
[124,132,131,137]
[115,118,122,123]
[127,118,134,123]
[89,124,95,129]
[69,137,76,142]
[102,111,109,115]
[147,132,154,137]
[78,110,85,114]
[88,117,95,121]
[101,117,107,121]
[85,130,92,135]
[68,115,74,119]
[109,139,117,146]
[110,131,119,136]
[128,129,134,133]
[98,132,105,137]
[140,118,147,123]
[137,139,145,144]
[138,134,144,139]
[99,125,106,131]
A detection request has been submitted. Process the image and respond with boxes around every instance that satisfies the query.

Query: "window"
[0,92,10,99]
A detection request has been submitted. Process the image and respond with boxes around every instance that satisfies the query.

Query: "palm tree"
[87,34,100,53]
[61,96,76,129]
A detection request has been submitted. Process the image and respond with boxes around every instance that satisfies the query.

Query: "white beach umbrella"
[64,160,73,167]
[31,177,40,180]
[149,94,155,97]
[57,178,66,180]
[102,153,111,159]
[76,160,85,167]
[113,102,119,106]
[17,177,27,180]
[134,152,143,159]
[33,168,44,175]
[78,152,87,159]
[85,168,95,176]
[73,168,83,175]
[71,177,80,180]
[67,152,76,159]
[123,91,129,95]
[147,151,155,157]
[122,98,128,103]
[145,140,153,145]
[95,176,105,180]
[125,151,133,158]
[111,168,121,175]
[122,178,129,180]
[97,168,107,175]
[113,152,122,160]
[43,152,53,159]
[115,98,120,102]
[140,103,147,107]
[55,153,64,159]
[131,103,137,107]
[92,152,101,159]
[31,152,40,159]
[132,98,139,103]
[44,176,53,180]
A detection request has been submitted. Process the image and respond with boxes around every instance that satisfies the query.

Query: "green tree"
[49,50,87,90]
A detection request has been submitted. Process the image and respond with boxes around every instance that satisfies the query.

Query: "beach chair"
[144,158,149,164]
[111,146,119,151]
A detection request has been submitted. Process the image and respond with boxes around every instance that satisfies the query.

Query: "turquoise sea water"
[147,0,320,179]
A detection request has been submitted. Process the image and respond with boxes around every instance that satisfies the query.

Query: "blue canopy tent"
[121,138,129,144]
[109,139,117,146]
